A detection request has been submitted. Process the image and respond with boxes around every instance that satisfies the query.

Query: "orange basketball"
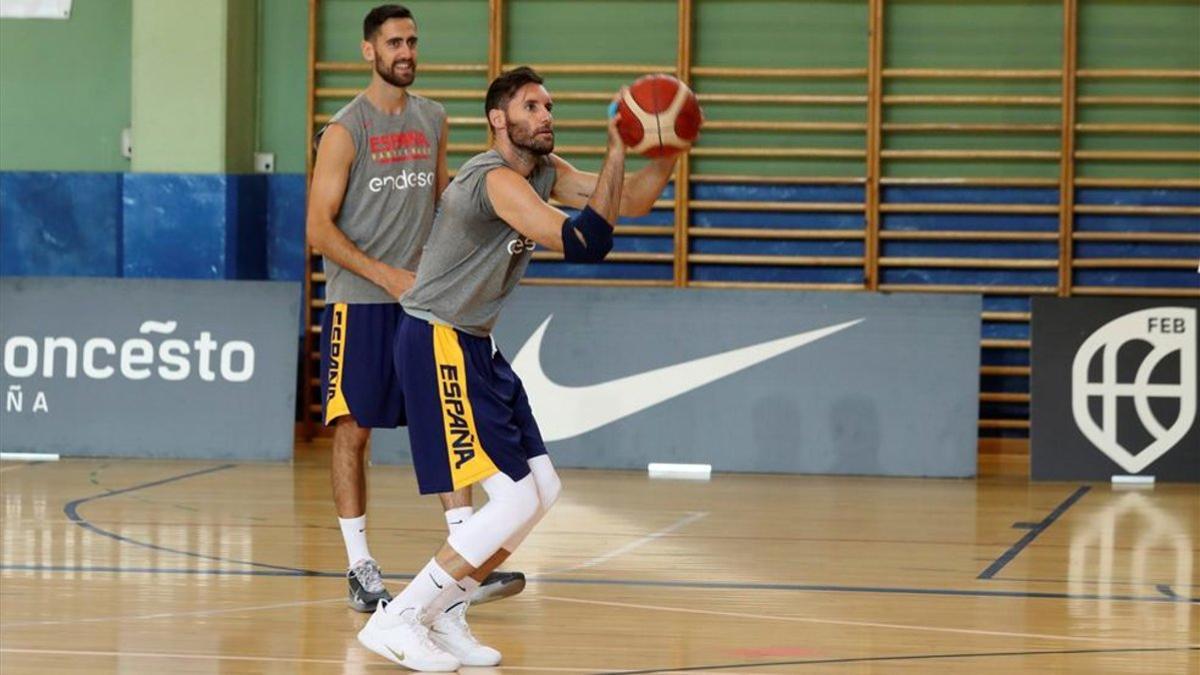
[615,74,703,157]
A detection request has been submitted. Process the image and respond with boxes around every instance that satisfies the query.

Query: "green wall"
[1076,0,1200,179]
[0,0,257,174]
[695,0,868,177]
[2,1,1197,177]
[297,0,1197,179]
[131,0,258,173]
[258,0,310,175]
[226,0,260,174]
[130,0,228,172]
[0,0,132,172]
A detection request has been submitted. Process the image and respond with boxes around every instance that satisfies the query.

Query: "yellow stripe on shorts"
[324,303,351,424]
[432,324,499,490]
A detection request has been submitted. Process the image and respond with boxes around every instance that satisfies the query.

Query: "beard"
[375,55,415,88]
[507,121,554,156]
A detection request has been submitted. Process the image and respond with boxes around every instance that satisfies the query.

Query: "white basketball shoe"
[428,600,502,666]
[356,600,460,672]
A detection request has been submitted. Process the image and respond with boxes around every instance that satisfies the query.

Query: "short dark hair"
[363,4,414,41]
[485,66,545,116]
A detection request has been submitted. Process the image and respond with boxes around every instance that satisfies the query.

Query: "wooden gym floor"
[0,446,1196,673]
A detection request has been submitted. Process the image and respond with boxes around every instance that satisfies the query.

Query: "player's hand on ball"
[606,87,630,158]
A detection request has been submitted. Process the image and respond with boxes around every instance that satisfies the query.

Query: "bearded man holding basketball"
[355,66,698,670]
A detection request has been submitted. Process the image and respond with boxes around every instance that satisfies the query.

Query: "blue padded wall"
[227,174,268,281]
[123,174,226,278]
[5,177,1192,292]
[266,173,307,283]
[122,173,268,279]
[264,173,308,336]
[0,172,122,277]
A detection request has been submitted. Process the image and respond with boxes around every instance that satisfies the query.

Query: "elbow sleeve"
[560,206,614,263]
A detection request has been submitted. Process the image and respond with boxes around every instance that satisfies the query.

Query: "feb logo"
[1071,307,1197,474]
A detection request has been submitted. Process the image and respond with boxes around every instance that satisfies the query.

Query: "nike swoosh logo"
[511,316,864,441]
[429,573,443,589]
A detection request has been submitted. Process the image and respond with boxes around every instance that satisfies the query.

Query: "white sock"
[338,515,372,567]
[444,506,474,536]
[425,575,481,620]
[385,558,456,615]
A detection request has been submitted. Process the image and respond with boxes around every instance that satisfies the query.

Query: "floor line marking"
[0,647,601,671]
[1,563,1191,604]
[539,594,1192,648]
[536,511,709,577]
[978,486,1090,579]
[0,597,346,628]
[600,646,1200,674]
[63,464,316,575]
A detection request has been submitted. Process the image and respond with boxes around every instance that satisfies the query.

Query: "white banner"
[0,0,72,19]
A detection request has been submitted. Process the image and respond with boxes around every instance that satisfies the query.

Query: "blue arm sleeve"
[561,206,614,263]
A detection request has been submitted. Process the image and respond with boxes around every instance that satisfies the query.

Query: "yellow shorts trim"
[324,303,351,424]
[432,324,499,490]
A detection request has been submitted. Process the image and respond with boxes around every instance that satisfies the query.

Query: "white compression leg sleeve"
[501,455,562,552]
[446,472,540,567]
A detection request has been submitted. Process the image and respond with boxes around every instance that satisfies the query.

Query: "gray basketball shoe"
[347,558,392,612]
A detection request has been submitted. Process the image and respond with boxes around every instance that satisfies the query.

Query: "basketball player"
[306,4,522,614]
[356,67,681,670]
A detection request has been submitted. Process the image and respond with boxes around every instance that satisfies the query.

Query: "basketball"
[615,74,703,157]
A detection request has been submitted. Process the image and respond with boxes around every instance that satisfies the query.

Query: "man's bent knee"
[529,456,561,510]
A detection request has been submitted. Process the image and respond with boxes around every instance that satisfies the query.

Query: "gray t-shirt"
[402,150,557,336]
[317,92,445,304]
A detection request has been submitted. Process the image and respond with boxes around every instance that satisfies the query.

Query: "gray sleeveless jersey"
[317,92,445,304]
[402,150,556,336]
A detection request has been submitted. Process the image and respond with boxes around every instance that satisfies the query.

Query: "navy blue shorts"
[395,315,548,495]
[320,303,406,428]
